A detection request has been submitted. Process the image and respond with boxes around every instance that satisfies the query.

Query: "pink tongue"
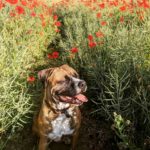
[74,94,88,102]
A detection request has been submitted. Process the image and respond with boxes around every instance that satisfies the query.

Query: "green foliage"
[0,0,150,149]
[0,2,56,134]
[52,3,150,148]
[112,112,140,150]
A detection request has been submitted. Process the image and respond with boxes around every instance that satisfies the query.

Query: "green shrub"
[51,2,150,148]
[1,0,150,149]
[0,0,57,134]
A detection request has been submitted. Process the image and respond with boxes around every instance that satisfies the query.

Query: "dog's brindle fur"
[33,64,87,150]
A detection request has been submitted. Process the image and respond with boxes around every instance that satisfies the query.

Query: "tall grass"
[51,1,150,148]
[0,0,57,135]
[0,0,150,149]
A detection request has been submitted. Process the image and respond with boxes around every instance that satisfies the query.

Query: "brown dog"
[33,64,88,150]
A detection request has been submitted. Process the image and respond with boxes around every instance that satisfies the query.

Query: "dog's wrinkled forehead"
[49,65,78,84]
[38,64,79,85]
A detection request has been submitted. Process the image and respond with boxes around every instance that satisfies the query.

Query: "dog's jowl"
[32,64,88,150]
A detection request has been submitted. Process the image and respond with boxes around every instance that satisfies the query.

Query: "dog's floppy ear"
[38,68,55,81]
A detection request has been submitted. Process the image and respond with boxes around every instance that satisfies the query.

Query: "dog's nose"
[78,80,87,90]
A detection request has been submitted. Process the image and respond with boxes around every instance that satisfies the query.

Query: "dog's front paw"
[62,136,71,145]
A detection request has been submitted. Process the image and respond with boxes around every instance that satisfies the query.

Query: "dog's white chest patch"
[48,110,74,142]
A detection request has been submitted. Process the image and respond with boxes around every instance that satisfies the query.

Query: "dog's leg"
[39,136,48,150]
[71,108,81,150]
[71,131,79,150]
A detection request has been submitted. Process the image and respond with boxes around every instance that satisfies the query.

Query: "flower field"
[0,0,150,149]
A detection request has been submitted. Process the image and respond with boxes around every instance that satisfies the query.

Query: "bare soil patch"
[4,104,117,150]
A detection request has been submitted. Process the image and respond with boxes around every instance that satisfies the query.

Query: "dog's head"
[38,64,88,105]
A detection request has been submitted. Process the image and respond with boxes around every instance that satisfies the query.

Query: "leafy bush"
[0,0,150,149]
[0,0,57,134]
[50,1,150,148]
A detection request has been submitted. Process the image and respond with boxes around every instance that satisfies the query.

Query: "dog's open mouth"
[59,94,88,105]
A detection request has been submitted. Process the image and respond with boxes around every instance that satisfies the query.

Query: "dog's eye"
[73,73,79,78]
[57,80,65,84]
[65,75,71,81]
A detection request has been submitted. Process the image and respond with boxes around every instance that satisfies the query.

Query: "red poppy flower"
[27,76,35,82]
[10,11,16,17]
[138,1,149,8]
[101,21,107,26]
[53,15,58,21]
[89,42,97,48]
[119,6,126,11]
[92,6,96,10]
[55,29,60,33]
[32,1,38,8]
[99,3,105,9]
[6,0,18,5]
[139,15,144,21]
[96,12,101,18]
[21,0,27,6]
[88,35,93,41]
[47,54,52,59]
[30,11,36,17]
[109,1,118,6]
[15,6,25,14]
[0,2,5,10]
[109,13,113,17]
[39,14,44,20]
[120,16,124,23]
[48,8,53,15]
[52,51,59,58]
[138,1,143,7]
[28,4,34,9]
[71,47,78,53]
[143,2,150,8]
[95,31,104,38]
[42,21,46,27]
[55,21,61,27]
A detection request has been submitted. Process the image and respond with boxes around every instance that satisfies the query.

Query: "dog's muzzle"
[52,78,88,105]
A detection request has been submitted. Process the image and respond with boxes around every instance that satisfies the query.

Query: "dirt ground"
[4,104,118,150]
